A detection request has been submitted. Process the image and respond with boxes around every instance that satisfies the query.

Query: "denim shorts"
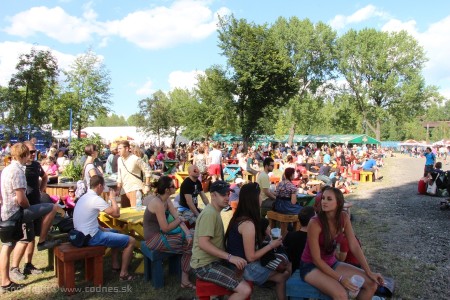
[243,261,272,286]
[88,228,130,249]
[299,261,340,281]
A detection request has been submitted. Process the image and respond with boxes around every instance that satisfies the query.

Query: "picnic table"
[223,164,241,182]
[163,160,179,175]
[98,207,145,273]
[297,194,315,207]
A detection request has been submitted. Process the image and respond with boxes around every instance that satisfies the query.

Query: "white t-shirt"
[209,149,222,165]
[73,189,109,236]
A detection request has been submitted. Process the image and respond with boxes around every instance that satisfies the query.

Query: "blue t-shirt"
[362,159,377,170]
[424,152,435,165]
[323,154,331,164]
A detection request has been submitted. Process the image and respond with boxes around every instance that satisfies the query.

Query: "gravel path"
[347,154,450,300]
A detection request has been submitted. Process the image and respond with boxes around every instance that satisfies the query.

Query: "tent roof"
[295,134,380,144]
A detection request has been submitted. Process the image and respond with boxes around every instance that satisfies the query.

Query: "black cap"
[210,180,231,195]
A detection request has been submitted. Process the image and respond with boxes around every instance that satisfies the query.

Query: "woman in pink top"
[300,186,384,299]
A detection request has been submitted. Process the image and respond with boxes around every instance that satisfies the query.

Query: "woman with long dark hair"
[274,167,302,214]
[300,186,384,299]
[225,183,290,300]
[143,176,194,289]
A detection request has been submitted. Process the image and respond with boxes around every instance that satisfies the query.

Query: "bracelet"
[227,253,232,262]
[338,275,343,283]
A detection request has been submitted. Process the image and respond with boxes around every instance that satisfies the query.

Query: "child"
[61,187,76,217]
[283,206,316,272]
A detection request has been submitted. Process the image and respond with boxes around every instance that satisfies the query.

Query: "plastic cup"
[349,275,365,298]
[271,228,281,239]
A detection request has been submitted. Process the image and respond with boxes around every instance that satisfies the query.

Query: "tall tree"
[337,29,428,140]
[137,90,170,145]
[193,66,236,140]
[90,113,128,126]
[218,15,298,149]
[271,17,338,144]
[63,49,112,138]
[7,48,59,135]
[167,88,197,143]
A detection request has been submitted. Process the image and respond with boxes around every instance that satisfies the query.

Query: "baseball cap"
[210,180,231,195]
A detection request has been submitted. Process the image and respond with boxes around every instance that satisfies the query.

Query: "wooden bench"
[140,241,181,289]
[196,278,253,300]
[267,210,300,237]
[286,270,331,300]
[54,243,106,295]
[359,171,373,182]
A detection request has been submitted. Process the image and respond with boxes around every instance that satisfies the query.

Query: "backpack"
[56,218,74,233]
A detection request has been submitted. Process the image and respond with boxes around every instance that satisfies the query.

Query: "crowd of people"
[0,138,390,297]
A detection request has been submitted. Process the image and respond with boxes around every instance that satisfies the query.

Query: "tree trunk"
[288,123,295,147]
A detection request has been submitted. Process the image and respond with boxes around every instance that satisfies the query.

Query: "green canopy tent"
[301,134,380,145]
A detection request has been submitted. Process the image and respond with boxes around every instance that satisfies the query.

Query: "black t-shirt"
[283,231,307,273]
[179,177,203,209]
[25,161,45,205]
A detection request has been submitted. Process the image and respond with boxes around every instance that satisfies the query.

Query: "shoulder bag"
[0,208,24,243]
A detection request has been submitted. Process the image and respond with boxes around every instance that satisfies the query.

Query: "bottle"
[348,275,365,299]
[136,190,143,211]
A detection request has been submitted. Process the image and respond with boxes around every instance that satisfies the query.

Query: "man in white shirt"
[208,143,223,182]
[116,140,152,207]
[73,175,135,281]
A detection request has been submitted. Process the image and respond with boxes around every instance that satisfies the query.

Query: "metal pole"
[69,108,73,144]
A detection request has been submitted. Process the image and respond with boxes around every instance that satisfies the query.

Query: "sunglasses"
[29,150,36,154]
[69,190,75,193]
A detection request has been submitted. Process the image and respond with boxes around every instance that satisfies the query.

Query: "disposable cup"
[348,274,365,298]
[271,228,281,239]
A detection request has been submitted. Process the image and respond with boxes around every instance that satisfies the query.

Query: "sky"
[1,0,450,118]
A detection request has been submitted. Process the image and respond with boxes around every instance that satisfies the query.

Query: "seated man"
[0,143,61,293]
[178,165,209,226]
[190,181,251,299]
[361,155,382,180]
[73,175,135,281]
[316,162,334,186]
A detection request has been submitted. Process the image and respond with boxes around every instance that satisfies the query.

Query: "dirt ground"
[345,154,450,300]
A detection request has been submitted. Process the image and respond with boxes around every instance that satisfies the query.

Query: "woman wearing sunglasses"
[143,176,195,289]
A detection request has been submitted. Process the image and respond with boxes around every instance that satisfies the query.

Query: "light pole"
[68,108,73,144]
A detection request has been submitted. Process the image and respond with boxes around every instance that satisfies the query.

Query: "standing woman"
[83,144,103,188]
[300,186,383,299]
[274,167,302,215]
[225,183,290,300]
[143,176,195,289]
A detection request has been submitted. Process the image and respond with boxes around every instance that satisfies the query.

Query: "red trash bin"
[352,169,361,181]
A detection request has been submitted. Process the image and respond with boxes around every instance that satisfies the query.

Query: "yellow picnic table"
[98,207,145,273]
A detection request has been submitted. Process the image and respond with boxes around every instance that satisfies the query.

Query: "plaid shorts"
[193,261,240,290]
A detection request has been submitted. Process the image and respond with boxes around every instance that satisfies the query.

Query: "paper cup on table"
[270,228,281,239]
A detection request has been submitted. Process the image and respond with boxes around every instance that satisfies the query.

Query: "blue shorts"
[243,261,272,286]
[88,228,130,249]
[299,261,340,281]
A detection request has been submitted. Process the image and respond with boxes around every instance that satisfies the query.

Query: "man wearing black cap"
[190,180,251,298]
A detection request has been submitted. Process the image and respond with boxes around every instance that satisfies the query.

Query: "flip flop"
[119,274,136,281]
[180,282,196,290]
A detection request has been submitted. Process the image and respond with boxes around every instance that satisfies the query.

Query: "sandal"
[180,282,196,290]
[119,274,136,281]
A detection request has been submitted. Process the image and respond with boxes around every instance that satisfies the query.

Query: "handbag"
[161,211,182,235]
[427,181,437,195]
[375,276,395,297]
[0,209,24,243]
[68,229,92,247]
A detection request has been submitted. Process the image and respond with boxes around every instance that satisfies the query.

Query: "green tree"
[90,113,128,126]
[271,17,338,144]
[218,15,298,149]
[127,113,143,126]
[63,49,112,138]
[166,88,197,143]
[337,29,428,141]
[137,90,170,145]
[192,66,236,140]
[7,48,59,135]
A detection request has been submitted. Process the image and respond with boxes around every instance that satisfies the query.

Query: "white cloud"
[136,80,154,96]
[0,41,75,86]
[329,5,388,30]
[168,70,204,90]
[3,1,231,49]
[4,6,104,43]
[381,16,450,96]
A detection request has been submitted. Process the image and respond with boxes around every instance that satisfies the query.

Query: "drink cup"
[270,228,281,239]
[348,275,365,298]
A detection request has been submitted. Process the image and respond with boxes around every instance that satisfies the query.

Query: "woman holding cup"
[300,186,384,299]
[225,183,291,300]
